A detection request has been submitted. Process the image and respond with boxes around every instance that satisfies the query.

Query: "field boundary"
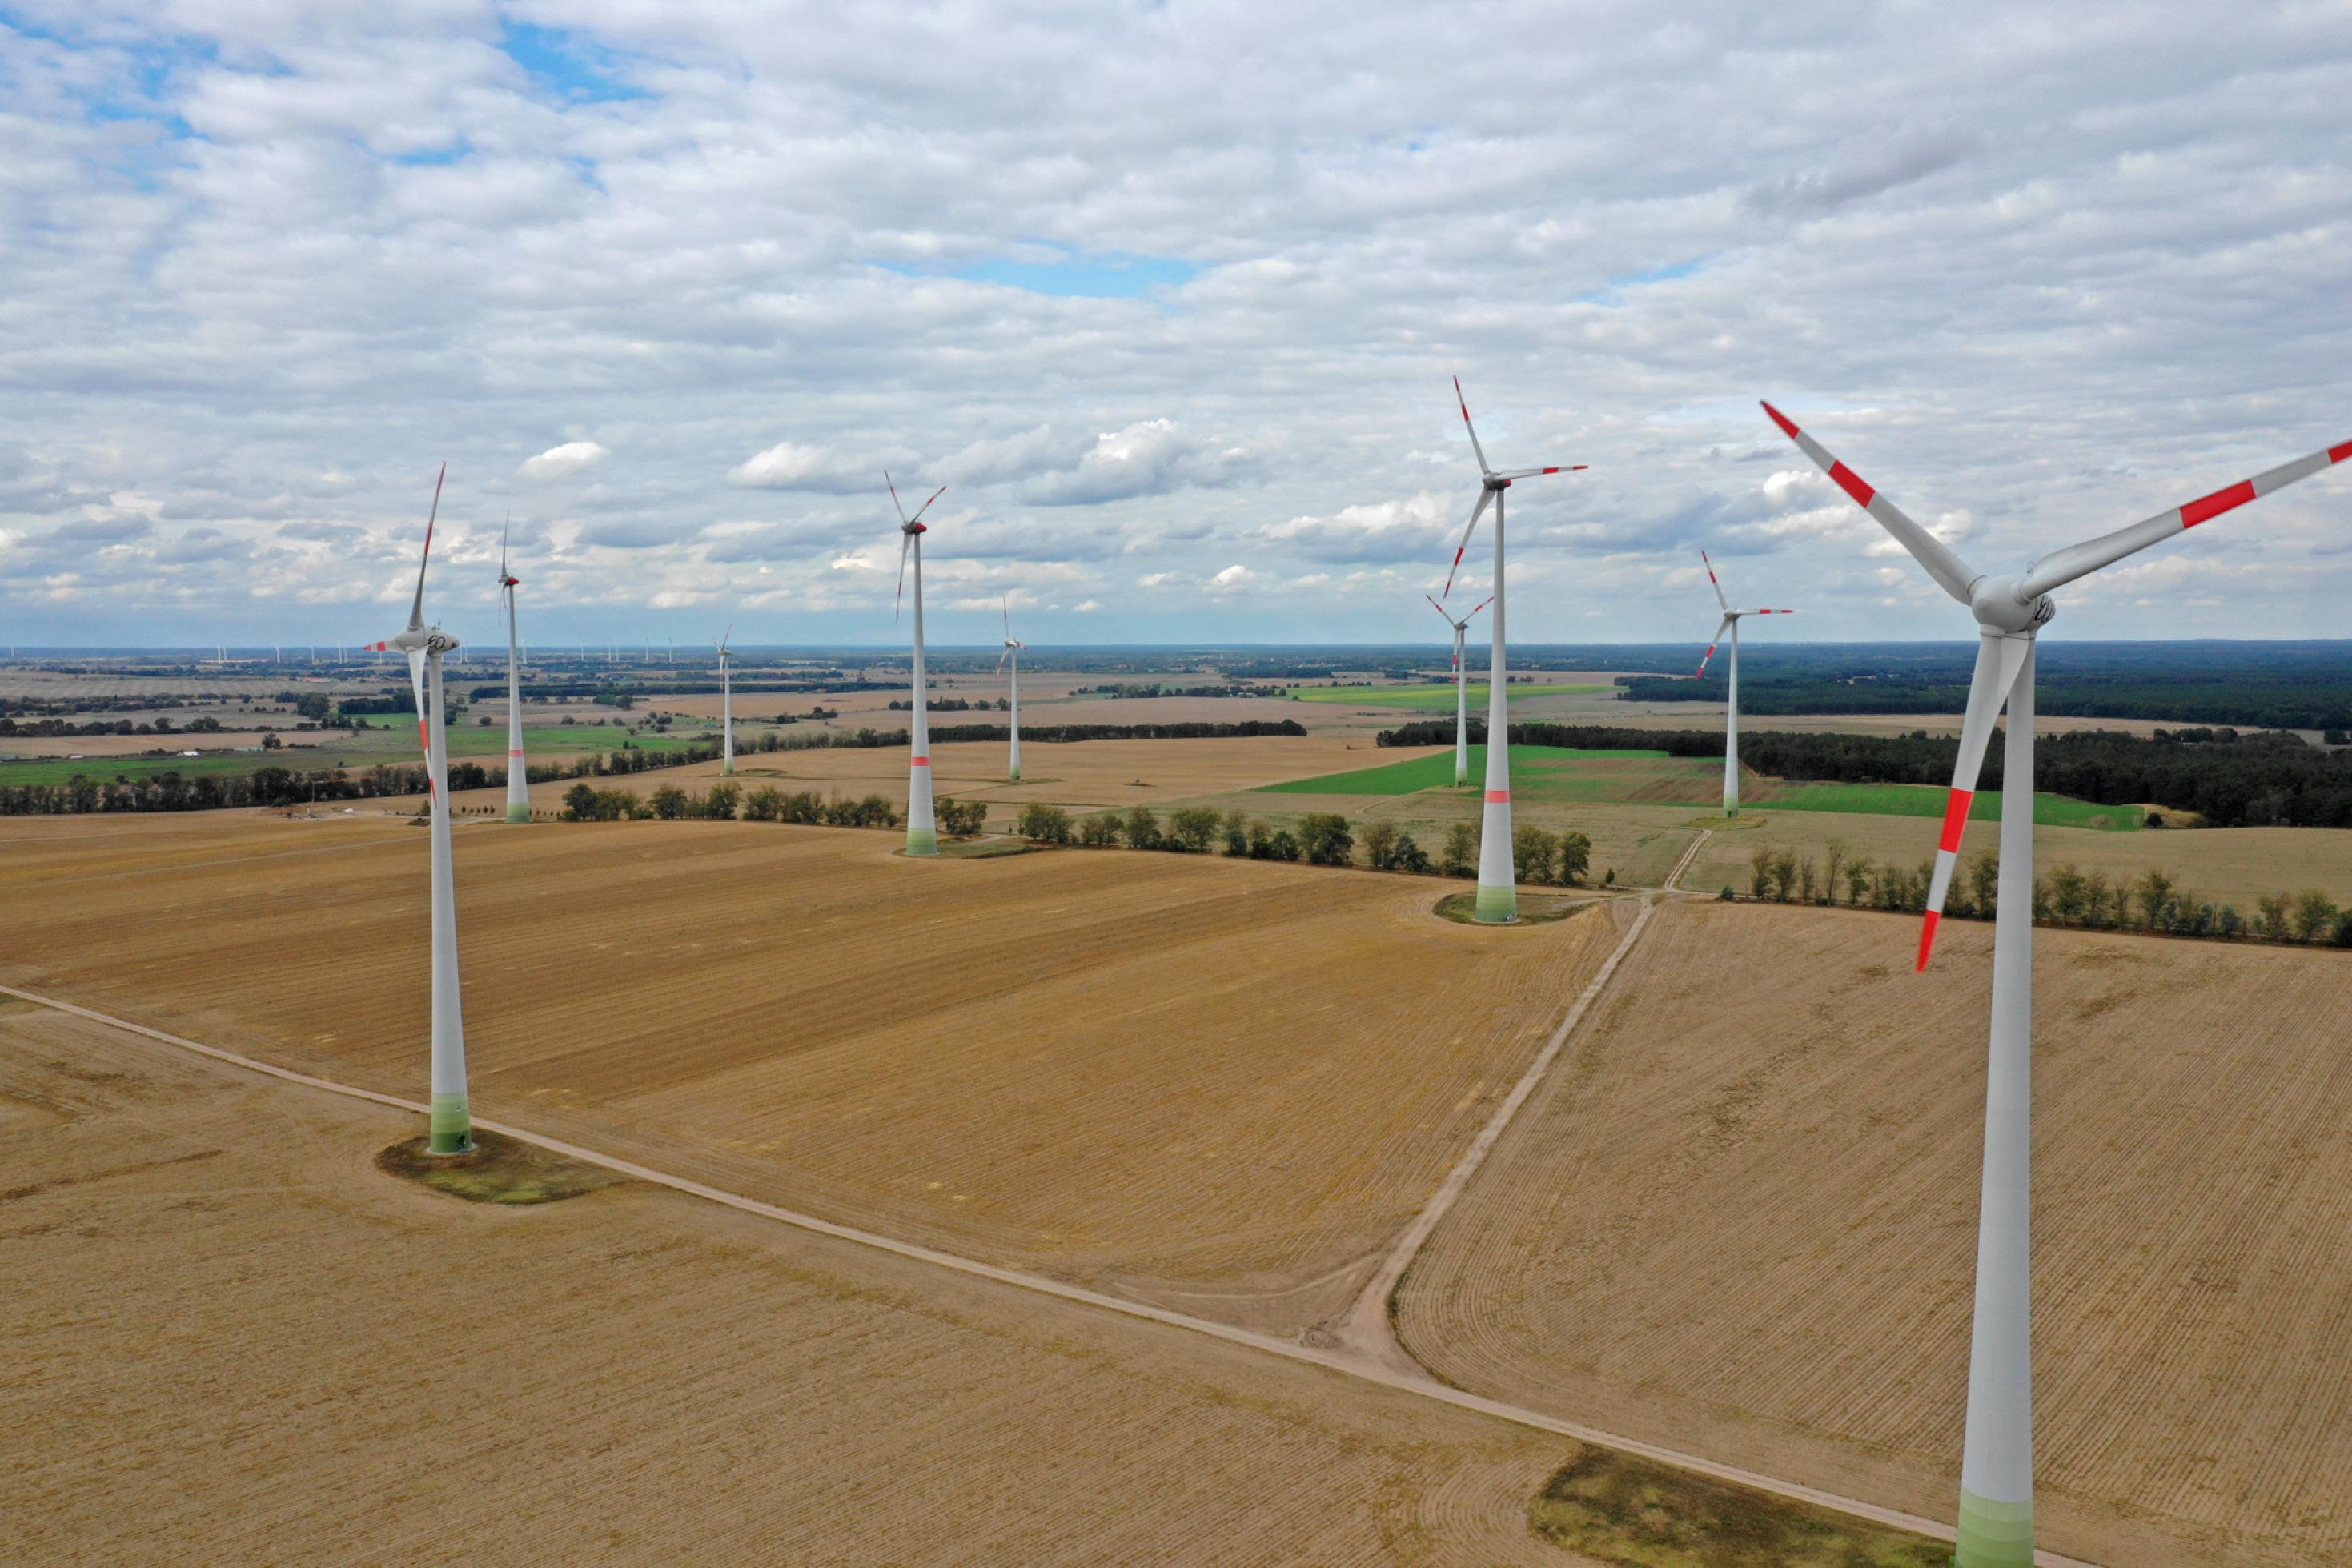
[0,980,2097,1567]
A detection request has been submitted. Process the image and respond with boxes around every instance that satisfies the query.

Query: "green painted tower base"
[504,804,530,823]
[905,827,938,856]
[427,1092,474,1155]
[1474,884,1518,924]
[1953,1492,2032,1566]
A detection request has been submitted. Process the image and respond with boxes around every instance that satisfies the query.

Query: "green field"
[1263,744,2141,830]
[1262,744,1672,795]
[1294,682,1606,710]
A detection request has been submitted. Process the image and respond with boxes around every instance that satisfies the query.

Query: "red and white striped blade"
[1453,376,1491,475]
[1467,596,1493,620]
[909,483,948,526]
[1491,465,1586,479]
[1696,615,1732,676]
[1917,632,2033,971]
[405,648,435,802]
[1760,403,1978,606]
[1425,592,1456,626]
[1743,608,1797,616]
[885,470,908,525]
[2020,433,2352,599]
[893,531,912,622]
[1700,549,1729,612]
[1443,488,1495,597]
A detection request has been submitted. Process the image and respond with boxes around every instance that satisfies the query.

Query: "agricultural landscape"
[13,6,2352,1565]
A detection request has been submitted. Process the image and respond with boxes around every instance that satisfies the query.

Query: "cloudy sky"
[4,2,2350,651]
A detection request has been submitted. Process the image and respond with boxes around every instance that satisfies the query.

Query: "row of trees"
[1740,837,2352,946]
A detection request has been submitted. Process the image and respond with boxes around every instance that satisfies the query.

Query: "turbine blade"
[1491,465,1586,479]
[1917,632,2033,972]
[1760,403,1978,605]
[405,648,431,776]
[1700,549,1729,612]
[722,620,734,655]
[500,512,509,579]
[1453,376,1491,475]
[2019,434,2352,600]
[909,483,948,524]
[997,646,1009,673]
[407,463,445,632]
[1002,596,1010,640]
[1696,616,1732,676]
[1442,488,1495,597]
[885,471,909,524]
[1467,596,1493,620]
[894,530,912,623]
[1425,592,1458,624]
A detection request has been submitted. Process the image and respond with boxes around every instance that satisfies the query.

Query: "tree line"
[1380,718,2352,828]
[1734,836,2352,948]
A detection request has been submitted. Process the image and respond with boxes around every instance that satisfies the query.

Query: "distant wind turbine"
[716,621,737,774]
[359,464,473,1156]
[1442,377,1587,922]
[1694,551,1795,819]
[1423,592,1491,788]
[999,597,1025,781]
[499,520,530,823]
[889,471,948,855]
[1765,399,2351,1568]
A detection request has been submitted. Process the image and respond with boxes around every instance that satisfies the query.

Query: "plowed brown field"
[0,1003,1587,1564]
[1395,897,2352,1567]
[0,813,1618,1336]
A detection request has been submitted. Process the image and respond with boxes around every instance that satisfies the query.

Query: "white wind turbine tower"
[715,621,737,774]
[998,596,1025,781]
[889,472,948,854]
[1765,399,2350,1568]
[360,463,473,1156]
[1441,376,1587,922]
[1423,592,1491,787]
[1694,551,1795,818]
[497,519,530,823]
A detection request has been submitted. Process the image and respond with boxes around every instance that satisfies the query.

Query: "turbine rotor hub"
[1483,475,1510,492]
[426,628,462,656]
[1969,575,2055,635]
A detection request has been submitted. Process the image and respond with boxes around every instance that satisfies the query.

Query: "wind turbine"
[716,621,737,775]
[1695,551,1795,818]
[359,463,472,1157]
[1441,376,1587,922]
[998,596,1025,781]
[498,519,530,824]
[1764,399,2350,1568]
[889,471,948,854]
[1423,592,1491,788]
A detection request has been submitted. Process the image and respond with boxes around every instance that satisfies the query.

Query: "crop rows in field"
[1395,898,2352,1567]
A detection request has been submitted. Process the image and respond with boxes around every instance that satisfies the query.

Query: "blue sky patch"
[877,243,1199,299]
[499,20,648,103]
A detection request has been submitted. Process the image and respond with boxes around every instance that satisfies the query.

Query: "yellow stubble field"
[1395,897,2352,1567]
[0,812,1623,1337]
[0,1001,1587,1564]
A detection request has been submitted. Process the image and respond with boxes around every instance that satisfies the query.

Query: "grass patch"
[933,836,1046,859]
[1262,744,1672,796]
[1434,891,1598,925]
[1767,781,2141,831]
[0,724,709,788]
[1296,682,1606,710]
[375,1130,628,1205]
[1528,1446,1947,1566]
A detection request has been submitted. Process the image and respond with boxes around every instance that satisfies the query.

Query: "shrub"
[1361,821,1400,870]
[649,785,688,820]
[1513,825,1558,885]
[1389,831,1430,874]
[777,789,824,824]
[696,782,741,820]
[1221,810,1250,856]
[1078,812,1122,848]
[1298,812,1353,867]
[741,786,784,822]
[1557,830,1591,887]
[1167,805,1221,852]
[1017,803,1072,844]
[1124,805,1162,850]
[935,797,988,837]
[1440,821,1478,877]
[1265,828,1302,862]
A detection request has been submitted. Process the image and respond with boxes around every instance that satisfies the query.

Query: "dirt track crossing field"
[1395,898,2352,1567]
[0,813,1619,1337]
[0,1004,1591,1565]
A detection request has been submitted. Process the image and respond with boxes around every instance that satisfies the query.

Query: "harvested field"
[1395,897,2352,1566]
[0,1005,1587,1563]
[0,812,1624,1337]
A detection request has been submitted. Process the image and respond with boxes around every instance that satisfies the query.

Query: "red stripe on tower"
[2180,479,2256,529]
[1484,789,1510,804]
[1828,462,1876,508]
[1915,911,1942,973]
[910,756,929,766]
[1937,789,1973,852]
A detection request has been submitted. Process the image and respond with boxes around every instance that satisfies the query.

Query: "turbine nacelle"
[1969,575,2057,636]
